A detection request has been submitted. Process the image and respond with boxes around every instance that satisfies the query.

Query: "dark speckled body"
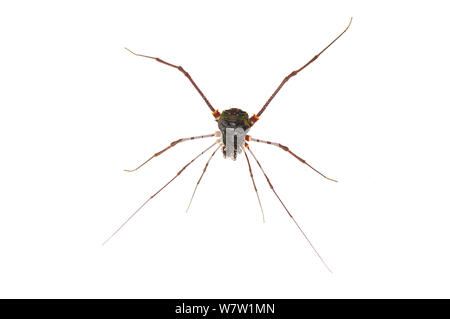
[217,108,251,160]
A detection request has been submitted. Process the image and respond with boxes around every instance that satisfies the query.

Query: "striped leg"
[242,147,265,222]
[246,145,332,273]
[250,18,352,125]
[103,141,219,245]
[246,136,337,182]
[125,132,219,172]
[186,145,221,213]
[125,48,221,119]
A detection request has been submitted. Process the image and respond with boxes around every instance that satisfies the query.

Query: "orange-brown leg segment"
[124,133,217,172]
[186,145,221,213]
[251,18,352,125]
[242,147,265,223]
[103,141,219,245]
[125,48,220,119]
[246,136,337,182]
[246,145,332,273]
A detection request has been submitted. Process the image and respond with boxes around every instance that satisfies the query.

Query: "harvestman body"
[104,18,352,273]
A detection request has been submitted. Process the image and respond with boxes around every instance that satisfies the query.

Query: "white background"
[1,0,449,298]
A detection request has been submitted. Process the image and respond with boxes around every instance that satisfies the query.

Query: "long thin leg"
[242,147,265,223]
[124,133,218,172]
[186,145,221,213]
[250,18,352,124]
[247,136,337,182]
[125,48,220,119]
[103,141,218,245]
[246,145,332,273]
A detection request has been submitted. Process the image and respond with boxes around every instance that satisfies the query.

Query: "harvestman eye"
[103,18,353,273]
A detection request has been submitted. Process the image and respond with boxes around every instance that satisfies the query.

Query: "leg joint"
[171,139,182,146]
[278,143,289,152]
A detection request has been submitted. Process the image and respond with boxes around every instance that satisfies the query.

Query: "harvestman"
[104,18,352,273]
